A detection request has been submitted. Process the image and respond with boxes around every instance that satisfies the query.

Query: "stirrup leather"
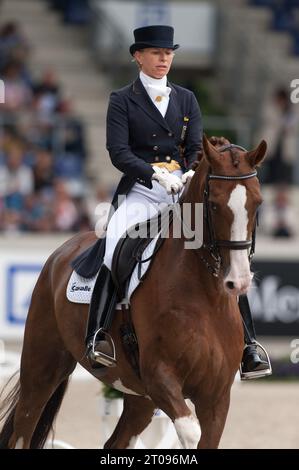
[90,328,117,367]
[239,341,272,380]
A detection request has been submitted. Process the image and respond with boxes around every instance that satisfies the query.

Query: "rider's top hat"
[129,25,180,55]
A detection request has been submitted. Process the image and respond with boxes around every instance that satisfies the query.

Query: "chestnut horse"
[0,136,266,449]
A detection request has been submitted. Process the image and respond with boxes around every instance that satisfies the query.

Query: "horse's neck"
[179,159,208,243]
[169,160,225,296]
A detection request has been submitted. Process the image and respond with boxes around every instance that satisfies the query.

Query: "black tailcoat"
[108,77,203,208]
[72,78,203,277]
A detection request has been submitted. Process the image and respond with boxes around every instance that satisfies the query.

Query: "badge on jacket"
[180,116,189,143]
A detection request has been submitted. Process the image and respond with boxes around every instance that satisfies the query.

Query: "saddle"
[111,206,174,301]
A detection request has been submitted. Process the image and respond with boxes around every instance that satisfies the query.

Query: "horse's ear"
[247,140,267,168]
[202,134,220,164]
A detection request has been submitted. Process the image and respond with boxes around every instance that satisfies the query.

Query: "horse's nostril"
[226,281,234,290]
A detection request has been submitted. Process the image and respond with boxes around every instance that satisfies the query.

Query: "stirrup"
[90,328,117,367]
[239,341,272,381]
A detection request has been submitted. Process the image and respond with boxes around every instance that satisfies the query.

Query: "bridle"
[200,144,258,277]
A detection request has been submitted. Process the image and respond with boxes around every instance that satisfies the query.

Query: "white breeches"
[103,169,183,270]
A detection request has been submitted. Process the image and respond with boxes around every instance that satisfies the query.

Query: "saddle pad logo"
[70,282,92,292]
[67,271,97,304]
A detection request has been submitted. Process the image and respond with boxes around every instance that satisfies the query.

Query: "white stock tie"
[146,84,171,117]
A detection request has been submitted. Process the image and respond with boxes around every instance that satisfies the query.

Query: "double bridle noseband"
[200,144,258,277]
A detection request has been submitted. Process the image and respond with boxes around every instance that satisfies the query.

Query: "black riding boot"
[238,295,272,380]
[85,264,117,367]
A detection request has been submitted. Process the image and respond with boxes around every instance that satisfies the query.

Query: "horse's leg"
[194,391,231,449]
[143,362,201,449]
[8,350,75,450]
[104,394,156,449]
[6,263,76,449]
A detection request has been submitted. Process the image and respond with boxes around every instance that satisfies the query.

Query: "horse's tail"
[0,372,21,449]
[0,375,69,449]
[30,379,69,449]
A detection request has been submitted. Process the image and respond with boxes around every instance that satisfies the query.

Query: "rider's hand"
[181,169,195,184]
[152,166,183,194]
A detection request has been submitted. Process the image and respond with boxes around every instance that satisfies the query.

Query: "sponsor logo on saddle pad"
[70,282,91,292]
[67,271,97,304]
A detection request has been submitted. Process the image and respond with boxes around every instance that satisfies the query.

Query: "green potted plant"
[100,384,124,417]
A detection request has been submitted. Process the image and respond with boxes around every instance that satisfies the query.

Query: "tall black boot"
[238,295,272,380]
[85,264,117,367]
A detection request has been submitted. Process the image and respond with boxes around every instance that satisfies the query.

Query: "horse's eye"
[210,203,217,211]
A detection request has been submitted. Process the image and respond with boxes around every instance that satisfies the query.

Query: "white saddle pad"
[66,272,97,304]
[66,234,160,309]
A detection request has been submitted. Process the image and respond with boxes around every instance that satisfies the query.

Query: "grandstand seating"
[0,10,92,232]
[250,0,299,55]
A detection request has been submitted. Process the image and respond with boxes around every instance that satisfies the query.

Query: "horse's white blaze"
[126,435,138,449]
[225,184,251,292]
[111,379,141,396]
[174,415,201,449]
[14,437,24,449]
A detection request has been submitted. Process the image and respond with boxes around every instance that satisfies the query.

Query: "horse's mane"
[181,137,245,204]
[180,151,208,204]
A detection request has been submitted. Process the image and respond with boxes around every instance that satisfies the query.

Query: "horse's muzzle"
[223,275,252,296]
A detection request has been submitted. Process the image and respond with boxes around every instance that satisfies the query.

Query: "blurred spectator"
[272,190,295,237]
[0,143,33,198]
[22,193,54,232]
[0,143,34,233]
[54,99,86,158]
[2,209,22,233]
[260,88,297,185]
[53,99,87,197]
[53,179,79,231]
[260,189,296,238]
[0,21,29,73]
[32,69,61,119]
[0,124,21,162]
[21,113,55,151]
[257,87,298,237]
[33,148,54,193]
[2,60,32,112]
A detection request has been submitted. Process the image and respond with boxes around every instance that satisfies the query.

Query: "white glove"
[181,169,195,184]
[152,166,183,194]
